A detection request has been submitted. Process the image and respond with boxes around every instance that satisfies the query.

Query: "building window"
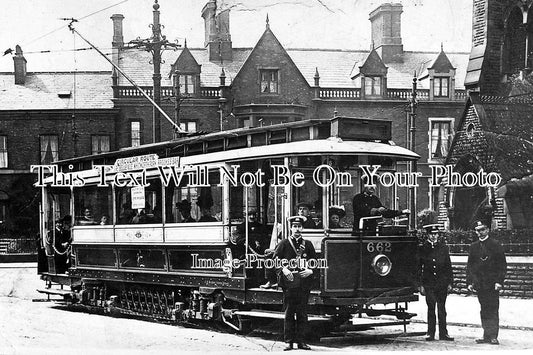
[40,135,59,164]
[364,76,382,96]
[131,122,141,147]
[178,75,196,95]
[91,135,110,155]
[433,77,449,98]
[429,118,454,161]
[260,69,278,94]
[179,121,197,133]
[0,136,7,168]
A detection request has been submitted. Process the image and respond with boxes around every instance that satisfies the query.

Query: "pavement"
[407,293,533,331]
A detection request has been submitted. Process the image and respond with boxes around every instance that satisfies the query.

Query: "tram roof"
[54,117,418,168]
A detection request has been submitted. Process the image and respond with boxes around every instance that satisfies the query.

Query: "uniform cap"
[287,215,307,225]
[296,202,312,209]
[423,224,441,233]
[474,221,488,230]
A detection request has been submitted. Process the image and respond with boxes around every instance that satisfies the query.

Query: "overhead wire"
[3,0,129,55]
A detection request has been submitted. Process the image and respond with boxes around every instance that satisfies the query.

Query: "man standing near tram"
[274,215,316,351]
[467,221,507,345]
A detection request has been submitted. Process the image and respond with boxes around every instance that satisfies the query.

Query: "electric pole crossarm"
[68,24,185,134]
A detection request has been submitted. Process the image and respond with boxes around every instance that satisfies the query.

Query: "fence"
[0,238,38,254]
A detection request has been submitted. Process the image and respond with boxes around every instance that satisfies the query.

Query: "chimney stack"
[369,3,403,63]
[13,45,27,85]
[111,14,124,70]
[201,1,233,62]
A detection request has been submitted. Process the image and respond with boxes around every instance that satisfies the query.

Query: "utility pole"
[408,73,418,229]
[128,0,179,143]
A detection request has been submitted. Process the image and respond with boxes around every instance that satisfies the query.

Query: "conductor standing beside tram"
[274,215,316,351]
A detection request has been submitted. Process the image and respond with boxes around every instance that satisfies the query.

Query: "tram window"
[289,156,323,229]
[74,186,112,226]
[118,249,165,269]
[165,169,222,223]
[115,178,163,225]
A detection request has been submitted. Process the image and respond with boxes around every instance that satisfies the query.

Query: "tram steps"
[233,309,331,322]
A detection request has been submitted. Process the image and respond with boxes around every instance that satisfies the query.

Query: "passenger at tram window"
[131,208,152,224]
[296,202,318,229]
[99,215,109,225]
[352,185,409,232]
[198,206,218,222]
[176,199,196,223]
[77,207,97,225]
[119,203,135,224]
[329,205,346,229]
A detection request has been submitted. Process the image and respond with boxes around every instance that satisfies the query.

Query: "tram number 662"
[366,242,392,253]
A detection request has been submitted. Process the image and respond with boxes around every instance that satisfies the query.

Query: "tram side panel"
[321,235,418,298]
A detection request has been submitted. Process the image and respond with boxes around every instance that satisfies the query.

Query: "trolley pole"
[408,73,418,230]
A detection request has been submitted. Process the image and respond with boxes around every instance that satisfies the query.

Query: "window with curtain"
[131,122,141,147]
[40,135,59,164]
[0,136,7,168]
[429,119,453,161]
[260,69,279,93]
[91,135,110,155]
[364,76,382,96]
[433,77,449,97]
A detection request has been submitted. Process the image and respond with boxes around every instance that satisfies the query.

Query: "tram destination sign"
[114,154,180,172]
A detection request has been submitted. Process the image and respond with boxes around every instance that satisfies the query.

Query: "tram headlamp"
[371,254,392,276]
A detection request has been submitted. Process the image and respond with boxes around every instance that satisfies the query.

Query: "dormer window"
[364,76,382,96]
[178,74,196,95]
[433,77,449,98]
[357,49,388,99]
[260,69,279,94]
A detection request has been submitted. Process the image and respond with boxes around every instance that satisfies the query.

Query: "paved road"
[1,263,532,353]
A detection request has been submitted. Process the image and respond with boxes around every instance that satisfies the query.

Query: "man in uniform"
[296,202,318,229]
[352,185,409,232]
[274,215,316,351]
[467,221,507,345]
[418,224,454,341]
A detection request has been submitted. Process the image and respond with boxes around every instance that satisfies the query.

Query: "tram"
[37,116,420,333]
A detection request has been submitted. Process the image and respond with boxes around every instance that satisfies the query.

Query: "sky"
[0,0,473,72]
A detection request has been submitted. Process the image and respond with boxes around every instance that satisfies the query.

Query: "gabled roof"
[171,45,201,74]
[354,48,387,78]
[0,72,114,110]
[418,49,456,80]
[231,25,310,89]
[429,50,455,72]
[448,93,533,183]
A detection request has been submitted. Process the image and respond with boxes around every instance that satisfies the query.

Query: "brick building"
[111,1,470,215]
[440,0,533,230]
[0,45,117,236]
